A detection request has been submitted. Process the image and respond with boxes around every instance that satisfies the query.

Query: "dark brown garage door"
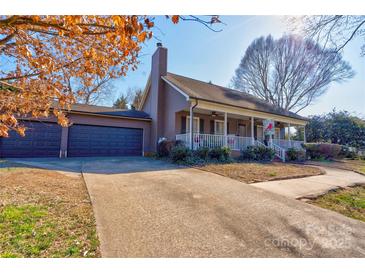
[0,121,62,158]
[67,124,143,157]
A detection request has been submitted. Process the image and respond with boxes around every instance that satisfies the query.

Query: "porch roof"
[163,73,307,122]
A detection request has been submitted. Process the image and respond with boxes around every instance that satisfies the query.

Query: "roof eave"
[49,107,152,121]
[188,96,308,122]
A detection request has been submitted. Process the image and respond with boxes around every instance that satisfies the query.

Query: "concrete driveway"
[78,157,365,257]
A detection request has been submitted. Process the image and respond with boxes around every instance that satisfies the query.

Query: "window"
[257,125,264,140]
[186,116,200,133]
[214,120,224,135]
[275,128,280,139]
[238,124,246,136]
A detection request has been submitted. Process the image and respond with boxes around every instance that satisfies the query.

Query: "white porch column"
[303,125,306,143]
[288,123,291,141]
[224,112,228,146]
[189,105,194,150]
[251,117,254,145]
[269,121,274,147]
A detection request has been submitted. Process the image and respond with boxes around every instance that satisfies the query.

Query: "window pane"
[215,121,224,135]
[186,117,199,133]
[193,120,199,133]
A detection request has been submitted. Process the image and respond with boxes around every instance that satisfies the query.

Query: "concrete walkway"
[252,165,365,199]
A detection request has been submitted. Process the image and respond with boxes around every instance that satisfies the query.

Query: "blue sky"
[111,15,365,117]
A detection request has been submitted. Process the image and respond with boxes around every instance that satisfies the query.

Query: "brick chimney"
[150,43,168,150]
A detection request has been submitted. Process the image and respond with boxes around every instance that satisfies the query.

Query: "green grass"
[310,186,365,222]
[0,205,55,257]
[0,204,99,258]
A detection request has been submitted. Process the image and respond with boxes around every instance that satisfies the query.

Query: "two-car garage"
[0,105,151,158]
[67,124,143,157]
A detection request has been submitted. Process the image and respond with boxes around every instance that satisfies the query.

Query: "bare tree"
[231,35,354,113]
[130,88,143,109]
[289,16,365,55]
[71,75,115,105]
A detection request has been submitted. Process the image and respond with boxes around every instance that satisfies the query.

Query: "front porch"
[174,106,306,162]
[176,133,305,152]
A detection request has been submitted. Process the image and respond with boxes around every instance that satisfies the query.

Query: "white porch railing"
[176,133,252,151]
[227,135,253,151]
[269,142,286,162]
[176,133,305,162]
[272,139,304,150]
[255,140,266,147]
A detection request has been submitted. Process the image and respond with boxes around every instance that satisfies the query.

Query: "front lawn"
[0,162,100,258]
[308,159,365,175]
[309,186,365,222]
[198,162,323,184]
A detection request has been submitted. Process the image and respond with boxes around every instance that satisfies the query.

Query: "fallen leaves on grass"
[199,162,323,184]
[0,165,100,258]
[308,159,365,176]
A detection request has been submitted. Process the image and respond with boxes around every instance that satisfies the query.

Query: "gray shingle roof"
[52,102,150,119]
[164,73,307,121]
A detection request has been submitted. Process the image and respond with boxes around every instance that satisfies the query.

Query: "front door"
[238,125,246,136]
[257,125,263,141]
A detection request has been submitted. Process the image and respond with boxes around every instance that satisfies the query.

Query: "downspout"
[189,99,199,150]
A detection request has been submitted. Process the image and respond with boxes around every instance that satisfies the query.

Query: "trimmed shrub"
[157,140,174,157]
[286,148,306,162]
[240,146,275,161]
[168,145,233,165]
[170,145,191,163]
[208,146,231,161]
[157,140,186,158]
[304,143,342,160]
[183,156,206,166]
[194,147,210,160]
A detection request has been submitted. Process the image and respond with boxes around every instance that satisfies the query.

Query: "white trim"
[251,117,254,145]
[142,127,145,156]
[138,73,151,110]
[161,76,190,100]
[186,116,200,133]
[214,120,224,135]
[275,128,280,139]
[257,125,264,139]
[238,124,247,137]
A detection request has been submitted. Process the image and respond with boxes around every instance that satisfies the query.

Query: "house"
[0,44,307,160]
[138,43,307,161]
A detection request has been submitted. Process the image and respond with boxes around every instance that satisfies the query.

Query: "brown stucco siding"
[161,83,190,140]
[147,47,168,150]
[141,86,153,115]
